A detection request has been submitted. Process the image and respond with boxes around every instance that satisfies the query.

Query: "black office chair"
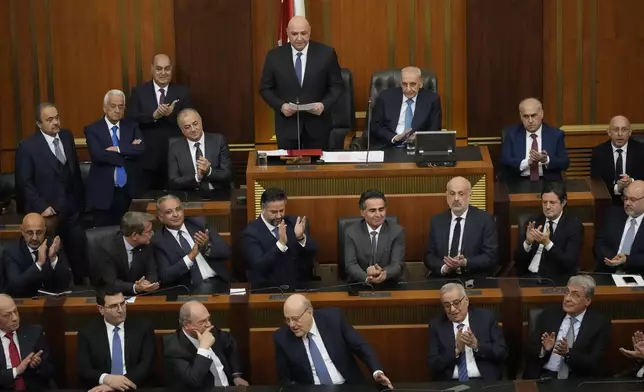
[0,173,16,215]
[328,68,356,150]
[77,162,95,228]
[631,135,644,144]
[336,216,399,280]
[85,225,119,286]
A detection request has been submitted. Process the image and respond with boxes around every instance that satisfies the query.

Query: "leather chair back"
[168,136,182,148]
[368,68,438,107]
[86,225,119,285]
[0,173,15,214]
[517,212,533,246]
[79,162,91,187]
[632,135,644,144]
[528,307,545,336]
[328,68,356,150]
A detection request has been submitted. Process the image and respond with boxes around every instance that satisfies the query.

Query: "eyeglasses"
[622,195,644,203]
[563,289,583,300]
[284,307,310,325]
[442,296,467,310]
[103,301,126,311]
[609,127,631,134]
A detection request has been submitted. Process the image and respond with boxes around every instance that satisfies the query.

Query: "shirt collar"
[166,224,189,238]
[104,319,125,334]
[366,221,383,235]
[612,142,628,154]
[452,313,470,328]
[153,80,169,94]
[260,214,278,232]
[292,43,309,57]
[182,329,201,348]
[39,130,60,145]
[104,116,120,131]
[122,236,135,252]
[629,213,644,227]
[547,211,563,225]
[526,125,543,138]
[451,207,469,222]
[187,133,205,148]
[306,317,320,338]
[567,309,586,324]
[402,94,417,104]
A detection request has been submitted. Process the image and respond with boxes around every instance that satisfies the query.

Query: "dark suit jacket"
[163,327,242,389]
[15,128,84,215]
[424,206,498,277]
[524,307,611,379]
[344,219,405,283]
[242,215,317,286]
[77,319,155,388]
[90,233,158,296]
[84,118,145,210]
[501,123,570,181]
[428,307,508,381]
[590,139,644,205]
[259,41,344,141]
[168,133,232,191]
[274,307,382,385]
[151,217,231,286]
[126,80,193,169]
[594,206,644,273]
[514,212,584,278]
[2,237,73,298]
[370,87,442,150]
[0,324,55,391]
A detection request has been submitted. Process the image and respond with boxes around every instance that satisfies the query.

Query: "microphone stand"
[296,97,301,156]
[356,99,382,168]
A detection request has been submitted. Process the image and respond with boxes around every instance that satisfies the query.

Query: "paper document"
[37,290,72,297]
[126,296,136,303]
[230,288,247,296]
[288,102,317,111]
[612,274,644,287]
[258,149,288,157]
[321,151,384,163]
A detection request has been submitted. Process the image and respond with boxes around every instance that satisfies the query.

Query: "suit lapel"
[626,140,638,175]
[284,45,302,91]
[574,310,593,348]
[17,329,31,360]
[123,321,132,369]
[375,222,389,264]
[441,317,457,357]
[180,139,196,176]
[411,90,428,130]
[35,131,62,174]
[113,235,130,275]
[314,316,340,370]
[300,44,314,89]
[441,212,452,256]
[461,210,477,256]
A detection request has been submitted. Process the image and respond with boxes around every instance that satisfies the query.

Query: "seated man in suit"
[424,176,498,278]
[0,294,54,390]
[85,89,145,226]
[344,189,405,284]
[168,108,232,192]
[242,188,318,287]
[501,98,569,181]
[524,275,610,379]
[163,300,249,388]
[428,283,508,381]
[370,66,442,149]
[514,182,584,278]
[152,194,231,291]
[90,212,159,296]
[595,180,644,273]
[274,294,393,388]
[3,213,72,298]
[77,288,155,392]
[591,115,644,205]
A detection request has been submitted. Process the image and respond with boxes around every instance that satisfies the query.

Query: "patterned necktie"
[615,149,624,181]
[195,142,204,162]
[159,88,166,105]
[450,217,462,258]
[404,98,414,131]
[110,126,127,187]
[558,317,577,379]
[621,218,637,255]
[306,332,333,385]
[295,52,303,86]
[111,327,124,375]
[530,134,539,182]
[272,227,279,240]
[5,333,25,390]
[457,324,469,381]
[370,230,378,266]
[52,138,66,165]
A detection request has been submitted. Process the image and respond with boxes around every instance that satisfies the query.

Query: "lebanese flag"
[277,0,306,47]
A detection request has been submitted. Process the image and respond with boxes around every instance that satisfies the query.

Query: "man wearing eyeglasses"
[428,283,507,381]
[595,180,644,273]
[524,275,610,379]
[77,288,156,392]
[274,294,393,389]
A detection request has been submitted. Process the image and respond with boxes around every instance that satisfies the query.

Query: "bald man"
[274,294,393,388]
[259,16,344,150]
[0,294,54,390]
[2,213,72,297]
[595,180,644,273]
[127,54,193,192]
[163,300,248,388]
[501,98,569,181]
[370,66,442,149]
[424,177,498,278]
[591,115,644,205]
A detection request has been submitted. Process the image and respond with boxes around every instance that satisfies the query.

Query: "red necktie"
[5,333,26,390]
[159,88,166,105]
[529,134,539,182]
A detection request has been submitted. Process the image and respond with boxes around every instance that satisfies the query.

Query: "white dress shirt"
[441,208,469,275]
[524,212,561,273]
[394,94,417,136]
[27,243,58,271]
[40,130,66,161]
[153,80,168,105]
[99,320,127,384]
[303,318,345,384]
[260,215,306,253]
[104,117,121,184]
[612,143,629,195]
[123,237,138,294]
[183,329,229,386]
[187,133,213,189]
[618,214,644,254]
[519,126,550,176]
[451,314,482,379]
[543,310,585,372]
[2,330,22,379]
[365,222,383,251]
[292,43,309,84]
[166,225,216,280]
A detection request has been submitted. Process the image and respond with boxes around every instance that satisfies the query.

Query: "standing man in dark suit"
[424,176,498,278]
[85,90,145,226]
[152,195,231,291]
[259,16,344,150]
[77,288,156,392]
[15,102,87,283]
[514,182,584,278]
[0,294,54,391]
[274,294,393,388]
[344,190,405,284]
[2,213,72,298]
[90,212,159,296]
[501,98,570,181]
[370,66,442,150]
[595,180,644,273]
[524,275,610,379]
[242,188,317,287]
[591,115,644,205]
[428,283,507,381]
[163,300,249,388]
[127,54,193,192]
[168,108,232,192]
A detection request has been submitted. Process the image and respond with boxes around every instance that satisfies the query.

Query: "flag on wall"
[277,0,306,47]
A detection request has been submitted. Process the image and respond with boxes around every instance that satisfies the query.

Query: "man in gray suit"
[344,190,405,284]
[168,108,232,192]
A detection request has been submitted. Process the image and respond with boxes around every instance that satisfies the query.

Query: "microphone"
[486,276,557,288]
[476,377,552,392]
[248,285,290,295]
[133,284,191,298]
[35,289,97,299]
[397,278,467,288]
[576,379,644,389]
[296,97,301,154]
[303,281,375,294]
[365,98,372,164]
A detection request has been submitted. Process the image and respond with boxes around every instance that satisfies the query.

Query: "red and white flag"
[277,0,306,47]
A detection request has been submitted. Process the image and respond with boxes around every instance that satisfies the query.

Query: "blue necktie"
[404,98,414,131]
[307,332,333,385]
[457,323,469,381]
[111,326,124,375]
[295,52,303,86]
[110,125,127,187]
[272,227,279,239]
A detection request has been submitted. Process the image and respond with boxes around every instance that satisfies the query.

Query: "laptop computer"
[414,131,457,167]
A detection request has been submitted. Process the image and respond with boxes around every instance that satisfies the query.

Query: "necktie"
[159,88,166,105]
[272,227,279,240]
[547,220,554,236]
[209,353,223,386]
[450,217,462,258]
[52,138,66,165]
[111,327,124,375]
[110,126,127,187]
[195,142,204,162]
[621,218,637,255]
[306,332,333,385]
[404,98,414,131]
[295,52,303,86]
[5,333,25,390]
[179,230,202,285]
[32,250,38,262]
[615,149,624,181]
[530,134,539,182]
[558,317,577,379]
[456,324,469,381]
[370,230,378,266]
